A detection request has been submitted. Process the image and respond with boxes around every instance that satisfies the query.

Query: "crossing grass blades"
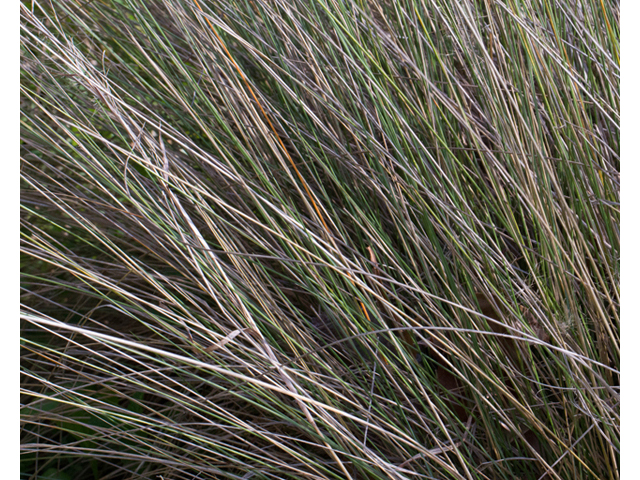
[20,0,619,479]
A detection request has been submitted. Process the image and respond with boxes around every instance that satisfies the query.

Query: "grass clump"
[20,0,619,479]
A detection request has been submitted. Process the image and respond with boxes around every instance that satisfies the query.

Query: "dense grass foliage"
[21,0,619,479]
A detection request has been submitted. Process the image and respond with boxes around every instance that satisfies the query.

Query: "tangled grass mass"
[20,0,619,479]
